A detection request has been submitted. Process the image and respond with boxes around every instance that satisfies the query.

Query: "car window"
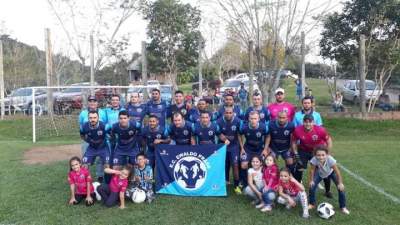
[11,88,32,97]
[356,81,376,90]
[224,80,242,87]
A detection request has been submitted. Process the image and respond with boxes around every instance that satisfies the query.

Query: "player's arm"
[263,134,271,156]
[104,168,121,175]
[86,180,93,204]
[326,136,333,153]
[278,185,290,200]
[68,183,76,205]
[308,164,316,188]
[247,172,262,200]
[332,164,345,191]
[219,133,230,145]
[290,133,298,154]
[191,136,196,145]
[290,176,305,192]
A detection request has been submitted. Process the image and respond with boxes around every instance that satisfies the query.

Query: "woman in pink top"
[67,156,95,206]
[97,167,130,209]
[260,155,279,212]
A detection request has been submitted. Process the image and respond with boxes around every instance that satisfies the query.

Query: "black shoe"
[325,191,333,199]
[97,177,104,183]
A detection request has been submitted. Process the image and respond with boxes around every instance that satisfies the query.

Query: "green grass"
[0,118,399,225]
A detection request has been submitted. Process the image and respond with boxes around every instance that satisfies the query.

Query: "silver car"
[341,80,382,103]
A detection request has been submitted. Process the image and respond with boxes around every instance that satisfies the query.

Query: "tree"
[143,0,202,90]
[320,0,400,112]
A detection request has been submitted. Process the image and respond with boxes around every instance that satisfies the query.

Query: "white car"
[219,79,260,97]
[341,80,382,103]
[227,73,257,82]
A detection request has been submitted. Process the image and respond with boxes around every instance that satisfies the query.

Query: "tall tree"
[143,0,202,89]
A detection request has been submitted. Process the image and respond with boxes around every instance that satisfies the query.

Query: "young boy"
[127,153,155,203]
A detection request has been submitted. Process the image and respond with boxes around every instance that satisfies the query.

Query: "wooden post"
[90,34,95,96]
[359,34,367,116]
[301,31,306,98]
[0,40,4,120]
[198,36,204,97]
[45,28,54,116]
[141,41,148,100]
[249,40,254,98]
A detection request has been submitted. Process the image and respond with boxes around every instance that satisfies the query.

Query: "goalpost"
[31,85,135,143]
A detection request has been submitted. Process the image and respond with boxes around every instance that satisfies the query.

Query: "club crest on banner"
[173,155,207,190]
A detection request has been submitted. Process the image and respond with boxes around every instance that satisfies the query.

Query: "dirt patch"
[23,144,81,165]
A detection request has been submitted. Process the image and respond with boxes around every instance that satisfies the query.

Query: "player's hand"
[154,139,162,144]
[338,183,345,191]
[85,196,93,205]
[256,191,263,200]
[309,181,314,188]
[262,148,270,157]
[288,198,296,207]
[69,197,77,205]
[240,148,245,155]
[224,139,230,145]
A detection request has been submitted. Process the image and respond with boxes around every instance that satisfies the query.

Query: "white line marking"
[338,163,400,204]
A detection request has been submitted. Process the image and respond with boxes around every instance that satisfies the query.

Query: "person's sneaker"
[234,186,242,195]
[302,213,310,219]
[97,176,104,183]
[341,208,350,215]
[285,204,291,210]
[325,191,333,199]
[255,203,265,209]
[308,204,315,210]
[318,183,325,190]
[260,205,272,212]
[251,200,259,205]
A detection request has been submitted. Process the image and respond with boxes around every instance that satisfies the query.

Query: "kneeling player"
[126,154,155,203]
[67,156,95,206]
[97,167,130,209]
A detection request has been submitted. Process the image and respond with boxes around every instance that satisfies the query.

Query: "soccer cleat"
[325,191,333,199]
[255,203,265,209]
[318,183,325,190]
[261,205,272,212]
[234,186,242,195]
[341,208,350,215]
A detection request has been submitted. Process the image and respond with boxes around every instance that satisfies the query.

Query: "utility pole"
[45,28,54,116]
[249,40,254,98]
[301,31,306,98]
[0,40,4,120]
[141,41,148,100]
[90,34,95,96]
[198,36,204,97]
[359,34,367,116]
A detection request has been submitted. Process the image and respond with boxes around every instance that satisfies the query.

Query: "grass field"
[1,79,399,225]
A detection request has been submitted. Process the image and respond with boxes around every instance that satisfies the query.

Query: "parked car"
[341,80,382,104]
[227,73,257,82]
[146,80,160,89]
[218,79,260,97]
[6,87,59,114]
[160,84,173,103]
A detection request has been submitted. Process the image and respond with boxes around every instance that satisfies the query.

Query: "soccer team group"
[68,87,350,218]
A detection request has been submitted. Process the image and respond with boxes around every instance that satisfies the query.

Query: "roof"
[127,56,142,71]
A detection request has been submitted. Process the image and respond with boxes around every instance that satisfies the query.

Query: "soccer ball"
[92,182,102,201]
[317,202,335,219]
[131,188,147,203]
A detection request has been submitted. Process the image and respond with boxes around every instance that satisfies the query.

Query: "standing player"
[215,94,243,120]
[217,106,243,193]
[167,90,190,121]
[244,93,270,124]
[105,94,125,167]
[79,111,110,181]
[126,92,147,124]
[239,111,269,186]
[193,112,220,145]
[146,88,169,128]
[188,99,214,123]
[78,96,107,182]
[168,113,195,145]
[109,111,141,169]
[267,88,296,121]
[291,114,333,198]
[141,115,170,168]
[293,96,323,127]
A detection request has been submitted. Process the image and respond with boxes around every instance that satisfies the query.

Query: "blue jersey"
[240,122,269,152]
[244,106,270,124]
[268,120,295,151]
[146,100,168,127]
[215,105,243,120]
[110,121,141,151]
[193,122,220,144]
[79,121,108,149]
[126,103,147,124]
[188,108,215,123]
[105,106,125,130]
[134,165,153,190]
[216,116,242,145]
[293,110,323,127]
[141,125,168,152]
[167,103,189,121]
[167,121,194,145]
[78,108,107,125]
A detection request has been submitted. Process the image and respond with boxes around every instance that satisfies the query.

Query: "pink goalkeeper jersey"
[267,102,296,121]
[68,167,94,195]
[109,175,128,193]
[292,125,329,152]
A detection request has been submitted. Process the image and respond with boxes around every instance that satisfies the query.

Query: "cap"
[303,114,314,122]
[275,88,285,94]
[88,95,97,101]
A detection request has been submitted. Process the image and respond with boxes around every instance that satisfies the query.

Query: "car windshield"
[62,87,82,93]
[128,87,143,93]
[356,81,376,90]
[11,88,32,97]
[224,80,242,88]
[160,86,172,93]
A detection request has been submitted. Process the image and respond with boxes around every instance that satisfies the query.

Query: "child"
[308,146,350,214]
[243,155,264,209]
[127,153,155,203]
[67,156,95,206]
[97,167,130,209]
[277,168,309,218]
[260,155,279,212]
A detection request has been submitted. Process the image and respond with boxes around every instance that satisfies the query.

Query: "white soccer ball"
[92,182,102,201]
[131,188,147,203]
[317,202,335,219]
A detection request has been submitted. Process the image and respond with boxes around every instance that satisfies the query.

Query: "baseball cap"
[275,88,285,94]
[303,114,314,122]
[88,95,97,101]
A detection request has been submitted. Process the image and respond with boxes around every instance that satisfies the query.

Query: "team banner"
[155,144,227,196]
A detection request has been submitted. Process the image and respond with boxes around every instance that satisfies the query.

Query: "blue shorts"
[270,148,293,160]
[82,146,110,165]
[227,144,240,165]
[240,146,263,162]
[113,148,139,166]
[146,149,155,167]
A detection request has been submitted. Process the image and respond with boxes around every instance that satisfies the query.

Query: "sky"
[0,0,343,65]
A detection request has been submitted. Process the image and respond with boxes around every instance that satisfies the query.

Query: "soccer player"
[79,110,110,182]
[67,156,95,206]
[78,95,107,182]
[168,112,195,145]
[293,96,323,127]
[188,99,214,123]
[267,88,296,121]
[146,88,169,128]
[193,111,220,145]
[131,153,155,203]
[141,115,170,168]
[167,90,190,121]
[217,106,243,193]
[291,114,333,198]
[126,92,147,124]
[237,82,248,110]
[105,94,125,166]
[97,167,130,209]
[215,94,243,120]
[109,111,141,169]
[244,93,270,124]
[239,111,269,186]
